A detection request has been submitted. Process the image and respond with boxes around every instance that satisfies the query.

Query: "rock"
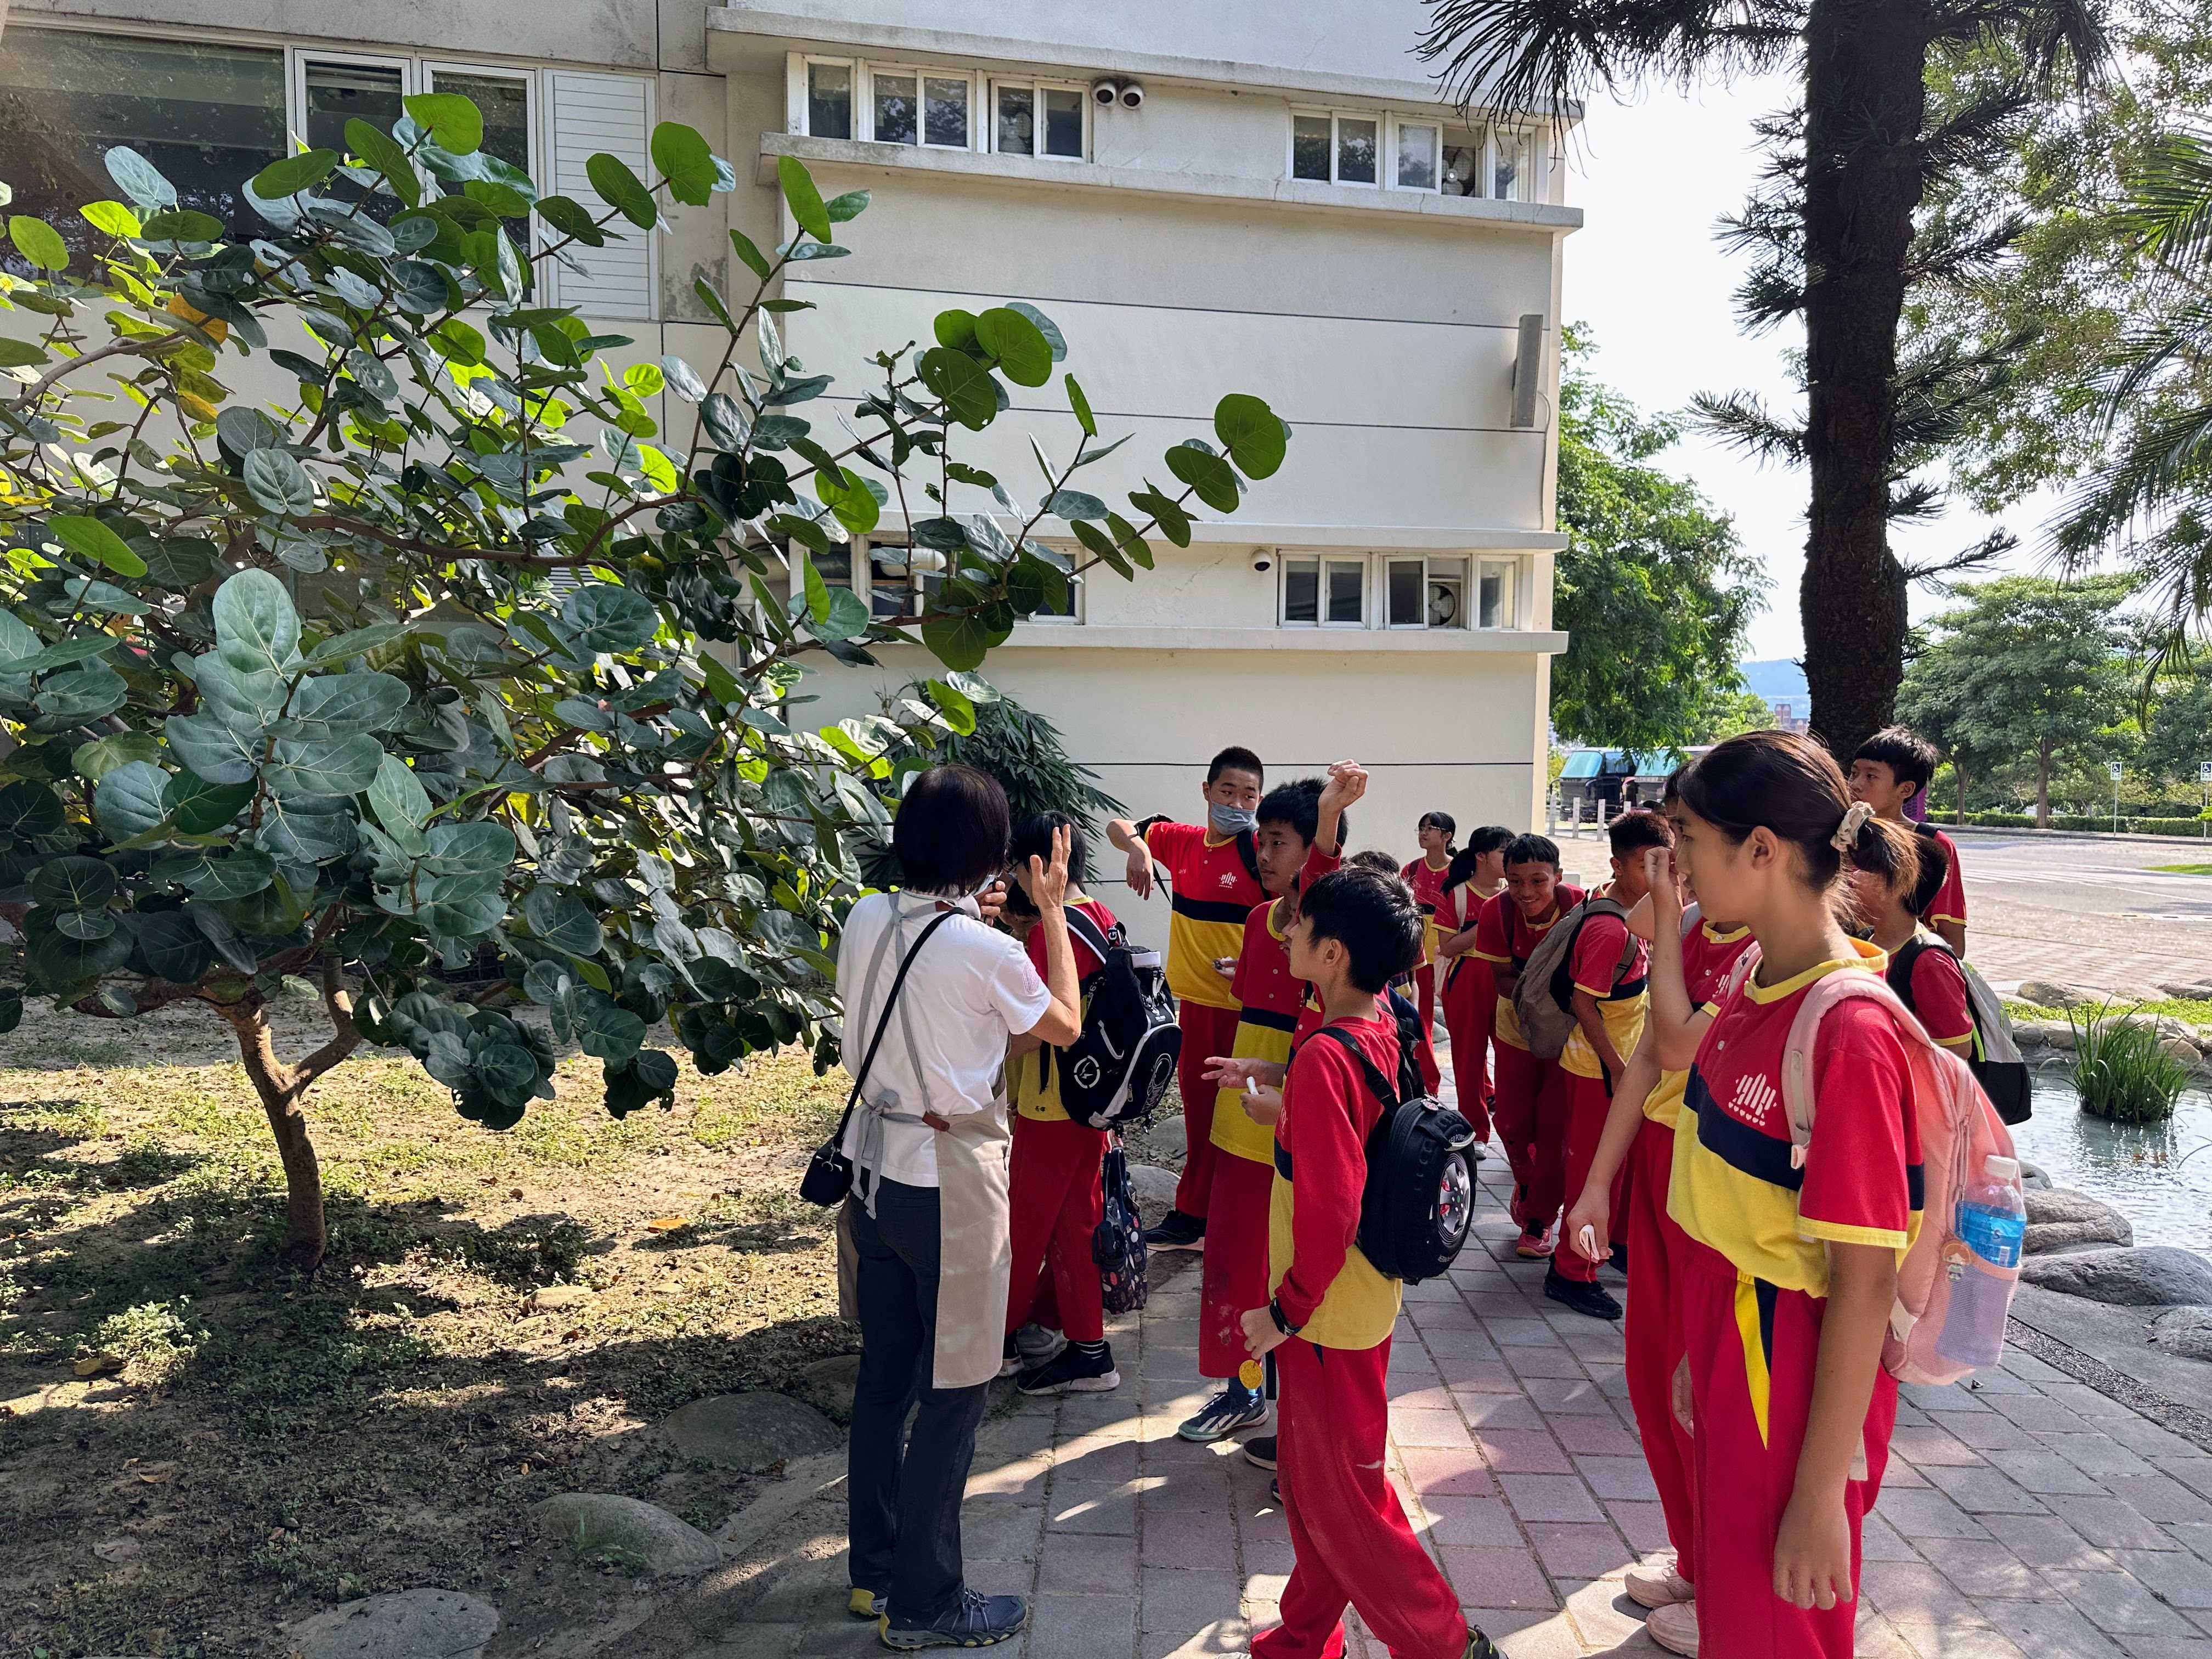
[2150,1306,2212,1362]
[791,1353,861,1423]
[286,1588,499,1659]
[2011,1020,2051,1049]
[2022,1187,2134,1255]
[532,1492,722,1577]
[2040,1024,2078,1053]
[661,1391,841,1471]
[2019,1245,2212,1306]
[1126,1162,1180,1209]
[1143,1113,1188,1154]
[526,1284,592,1312]
[2017,1160,2052,1190]
[2018,980,2092,1009]
[2159,1036,2202,1066]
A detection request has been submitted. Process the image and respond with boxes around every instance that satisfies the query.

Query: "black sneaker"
[997,1334,1022,1380]
[1544,1265,1622,1321]
[881,1589,1028,1650]
[1177,1384,1267,1442]
[1466,1627,1503,1659]
[1017,1344,1120,1396]
[1143,1209,1206,1251]
[1609,1242,1630,1277]
[1242,1434,1278,1470]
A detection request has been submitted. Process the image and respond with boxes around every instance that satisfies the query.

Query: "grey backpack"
[1511,895,1637,1060]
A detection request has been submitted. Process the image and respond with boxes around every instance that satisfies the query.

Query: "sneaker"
[1465,1629,1505,1659]
[1509,1182,1531,1227]
[1515,1226,1554,1260]
[1645,1600,1699,1655]
[1177,1384,1268,1443]
[880,1589,1029,1650]
[1543,1265,1622,1321]
[1144,1209,1206,1251]
[850,1588,887,1620]
[1014,1323,1064,1365]
[1609,1242,1630,1277]
[1269,1476,1280,1502]
[997,1335,1023,1379]
[1017,1344,1119,1396]
[1623,1556,1693,1610]
[1241,1434,1278,1470]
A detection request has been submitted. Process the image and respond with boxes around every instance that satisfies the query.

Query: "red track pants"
[1491,1039,1568,1233]
[1254,1335,1469,1659]
[1172,1002,1242,1220]
[1551,1069,1626,1284]
[1681,1240,1897,1658]
[1199,1150,1276,1379]
[1623,1116,1696,1577]
[1414,962,1437,1036]
[1004,1113,1106,1344]
[1438,959,1493,1143]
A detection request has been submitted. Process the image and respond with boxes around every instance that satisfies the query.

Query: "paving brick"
[2043,1382,2142,1421]
[1391,1408,1475,1449]
[1437,1544,1557,1610]
[1606,1499,1673,1553]
[1526,1521,1633,1579]
[1863,1513,1923,1561]
[1439,1360,1526,1394]
[1916,1537,2060,1601]
[2058,1494,2187,1550]
[1949,1413,2048,1452]
[1474,1428,1572,1475]
[2108,1476,2212,1527]
[1502,1347,1589,1380]
[2050,1568,2200,1636]
[2051,1435,2160,1480]
[1399,1446,1496,1497]
[1550,1414,1641,1457]
[1876,1488,1996,1540]
[1386,1383,1460,1412]
[1139,1509,1238,1571]
[1895,1425,1988,1468]
[1136,1566,1243,1638]
[1907,1382,1992,1414]
[1520,1376,1612,1414]
[1049,1481,1137,1537]
[1568,1454,1656,1503]
[1056,1440,1140,1485]
[1983,1449,2109,1497]
[1862,1559,1990,1628]
[1923,1465,2052,1516]
[2167,1461,2212,1500]
[1977,1600,2130,1658]
[1453,1392,1545,1429]
[1983,1514,2120,1570]
[964,1503,1047,1558]
[1482,1318,1564,1348]
[2117,1638,2212,1658]
[1040,1532,1138,1595]
[1497,1472,1606,1524]
[1423,1494,1525,1547]
[2112,1549,2212,1610]
[1029,1594,1137,1659]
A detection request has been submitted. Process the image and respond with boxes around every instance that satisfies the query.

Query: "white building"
[1,0,1577,939]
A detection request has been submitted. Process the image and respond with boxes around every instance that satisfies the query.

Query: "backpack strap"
[1777,967,1931,1170]
[1234,829,1262,887]
[1314,1024,1401,1112]
[1063,902,1114,969]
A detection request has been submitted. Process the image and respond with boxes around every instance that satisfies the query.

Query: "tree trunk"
[1956,759,1968,826]
[2036,741,2052,829]
[1798,0,1931,761]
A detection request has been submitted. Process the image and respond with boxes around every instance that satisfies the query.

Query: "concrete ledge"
[875,624,1568,653]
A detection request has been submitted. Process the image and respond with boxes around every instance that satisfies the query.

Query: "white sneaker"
[1623,1556,1694,1610]
[1014,1323,1064,1364]
[1645,1600,1698,1655]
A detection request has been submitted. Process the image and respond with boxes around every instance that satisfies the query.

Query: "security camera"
[1250,550,1274,574]
[1119,81,1145,109]
[1091,78,1122,107]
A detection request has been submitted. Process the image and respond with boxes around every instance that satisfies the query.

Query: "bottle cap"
[1985,1155,2020,1181]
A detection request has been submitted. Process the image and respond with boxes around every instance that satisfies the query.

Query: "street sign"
[2200,760,2211,784]
[2109,760,2125,781]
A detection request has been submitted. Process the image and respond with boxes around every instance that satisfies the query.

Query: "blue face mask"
[1209,803,1258,838]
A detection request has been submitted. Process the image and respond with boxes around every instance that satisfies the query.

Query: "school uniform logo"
[1728,1074,1780,1130]
[1219,872,1238,888]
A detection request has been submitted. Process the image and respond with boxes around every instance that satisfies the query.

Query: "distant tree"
[1548,332,1767,750]
[889,681,1124,828]
[2137,662,2212,791]
[1898,577,2132,825]
[1694,687,1779,744]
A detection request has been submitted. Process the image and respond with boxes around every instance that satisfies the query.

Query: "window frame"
[291,48,415,156]
[789,55,1089,165]
[421,58,543,183]
[1475,556,1521,631]
[860,61,977,151]
[1389,116,1441,193]
[1287,106,1381,190]
[1288,104,1546,203]
[1279,554,1370,628]
[988,75,1090,162]
[1277,552,1524,632]
[1384,555,1471,631]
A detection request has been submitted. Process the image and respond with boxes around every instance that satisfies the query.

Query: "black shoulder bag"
[799,910,956,1208]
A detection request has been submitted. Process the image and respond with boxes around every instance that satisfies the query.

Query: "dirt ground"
[0,988,860,1657]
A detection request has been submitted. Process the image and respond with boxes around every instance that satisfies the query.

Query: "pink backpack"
[1722,949,2019,1385]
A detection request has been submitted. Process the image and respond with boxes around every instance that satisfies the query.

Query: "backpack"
[1513,895,1638,1060]
[1886,932,2033,1126]
[1037,905,1182,1130]
[1314,1023,1477,1284]
[1720,947,2019,1386]
[1091,1137,1149,1313]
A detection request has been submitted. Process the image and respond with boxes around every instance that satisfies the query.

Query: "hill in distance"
[1739,658,1809,705]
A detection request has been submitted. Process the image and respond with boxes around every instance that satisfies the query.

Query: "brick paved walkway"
[708,1076,2212,1659]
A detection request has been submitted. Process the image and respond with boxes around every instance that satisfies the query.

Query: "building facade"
[1,0,1577,941]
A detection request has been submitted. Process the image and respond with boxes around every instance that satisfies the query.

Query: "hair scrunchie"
[1831,800,1875,851]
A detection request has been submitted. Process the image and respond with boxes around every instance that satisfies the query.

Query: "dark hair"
[1002,811,1086,917]
[1906,829,1950,918]
[1608,808,1675,857]
[1442,827,1510,893]
[1257,777,1334,848]
[1662,765,1689,806]
[894,763,1010,895]
[1504,833,1561,871]
[1418,811,1458,853]
[1297,868,1424,994]
[1680,731,1918,902]
[1347,849,1402,877]
[1207,745,1265,787]
[1853,725,1938,802]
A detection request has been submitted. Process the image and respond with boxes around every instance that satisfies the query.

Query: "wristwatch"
[1268,1298,1304,1336]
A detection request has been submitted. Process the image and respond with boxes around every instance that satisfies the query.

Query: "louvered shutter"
[544,71,655,319]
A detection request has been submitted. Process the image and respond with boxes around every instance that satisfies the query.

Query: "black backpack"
[1314,1022,1477,1284]
[1886,933,2034,1126]
[1036,906,1182,1130]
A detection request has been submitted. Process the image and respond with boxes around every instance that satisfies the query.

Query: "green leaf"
[561,583,660,654]
[191,654,286,737]
[917,347,1000,431]
[17,635,123,676]
[7,215,67,271]
[243,447,317,516]
[302,623,409,667]
[0,781,63,839]
[212,569,301,675]
[651,121,718,207]
[289,672,411,738]
[91,758,169,840]
[808,588,873,642]
[818,470,887,534]
[1065,373,1097,437]
[265,732,386,800]
[825,189,871,222]
[974,307,1054,387]
[586,153,658,229]
[403,92,483,156]
[368,754,432,836]
[933,309,980,352]
[535,195,607,247]
[344,119,423,207]
[76,735,160,786]
[78,200,142,239]
[777,155,831,244]
[0,338,49,369]
[729,228,772,282]
[138,209,226,243]
[798,549,832,625]
[48,515,148,577]
[259,796,356,865]
[1071,518,1132,578]
[921,613,991,672]
[136,909,214,984]
[1129,488,1192,548]
[1044,489,1107,522]
[251,149,340,198]
[164,714,258,786]
[924,678,977,735]
[1006,301,1067,363]
[1105,511,1154,569]
[699,392,749,452]
[165,770,254,836]
[1165,443,1241,512]
[526,887,603,956]
[1214,393,1288,481]
[31,856,117,912]
[106,148,177,211]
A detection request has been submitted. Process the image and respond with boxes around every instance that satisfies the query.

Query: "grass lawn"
[0,992,855,1657]
[2004,996,2212,1027]
[2150,864,2212,876]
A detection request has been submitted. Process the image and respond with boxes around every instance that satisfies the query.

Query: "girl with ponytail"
[1401,811,1459,1032]
[1637,731,1923,1658]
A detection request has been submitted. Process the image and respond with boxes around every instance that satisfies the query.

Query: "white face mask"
[1209,803,1258,837]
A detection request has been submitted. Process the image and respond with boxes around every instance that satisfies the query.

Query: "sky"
[1558,73,2064,663]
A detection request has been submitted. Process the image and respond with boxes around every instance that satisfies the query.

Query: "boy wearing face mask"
[1107,745,1268,1251]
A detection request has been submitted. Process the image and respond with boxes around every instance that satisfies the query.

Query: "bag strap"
[834,909,956,1134]
[1234,829,1262,887]
[1315,1023,1401,1113]
[1778,966,1929,1167]
[1063,902,1114,967]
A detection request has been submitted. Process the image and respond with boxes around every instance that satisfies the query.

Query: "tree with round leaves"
[0,102,1288,1271]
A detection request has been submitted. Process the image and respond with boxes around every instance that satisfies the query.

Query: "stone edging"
[2005,1317,2212,1453]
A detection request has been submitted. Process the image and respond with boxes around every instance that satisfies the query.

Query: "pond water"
[2010,1071,2212,1252]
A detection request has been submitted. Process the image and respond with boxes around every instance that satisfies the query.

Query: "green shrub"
[2069,1003,2191,1123]
[88,1298,208,1384]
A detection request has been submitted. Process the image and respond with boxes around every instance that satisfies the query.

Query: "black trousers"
[846,1178,991,1623]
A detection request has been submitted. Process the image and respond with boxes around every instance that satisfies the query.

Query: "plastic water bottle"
[1936,1155,2027,1368]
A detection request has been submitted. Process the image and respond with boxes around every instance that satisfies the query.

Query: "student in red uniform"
[1401,812,1457,1032]
[1651,731,1923,1659]
[1001,813,1124,1395]
[1852,838,1975,1055]
[1181,764,1363,1448]
[1229,868,1502,1659]
[1564,774,1756,1648]
[1471,836,1584,1259]
[1545,810,1671,1320]
[1437,827,1511,1144]
[1108,746,1268,1252]
[1848,726,1967,957]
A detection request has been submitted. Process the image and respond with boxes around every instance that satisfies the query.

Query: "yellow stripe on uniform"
[1734,1272,1773,1447]
[1212,1014,1293,1164]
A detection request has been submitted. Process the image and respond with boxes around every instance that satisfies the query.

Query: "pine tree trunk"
[2036,741,2052,829]
[1956,760,1968,826]
[1798,0,1931,760]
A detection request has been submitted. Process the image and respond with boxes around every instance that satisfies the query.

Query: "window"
[1441,127,1483,197]
[1494,127,1535,201]
[1290,106,1543,202]
[1291,115,1330,182]
[995,80,1084,159]
[868,542,921,619]
[1282,554,1519,630]
[1386,557,1467,629]
[1283,557,1366,626]
[808,61,853,139]
[1477,558,1517,629]
[795,57,1081,162]
[1394,122,1438,190]
[0,29,286,263]
[1291,110,1380,188]
[430,65,534,174]
[300,56,406,157]
[867,68,971,149]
